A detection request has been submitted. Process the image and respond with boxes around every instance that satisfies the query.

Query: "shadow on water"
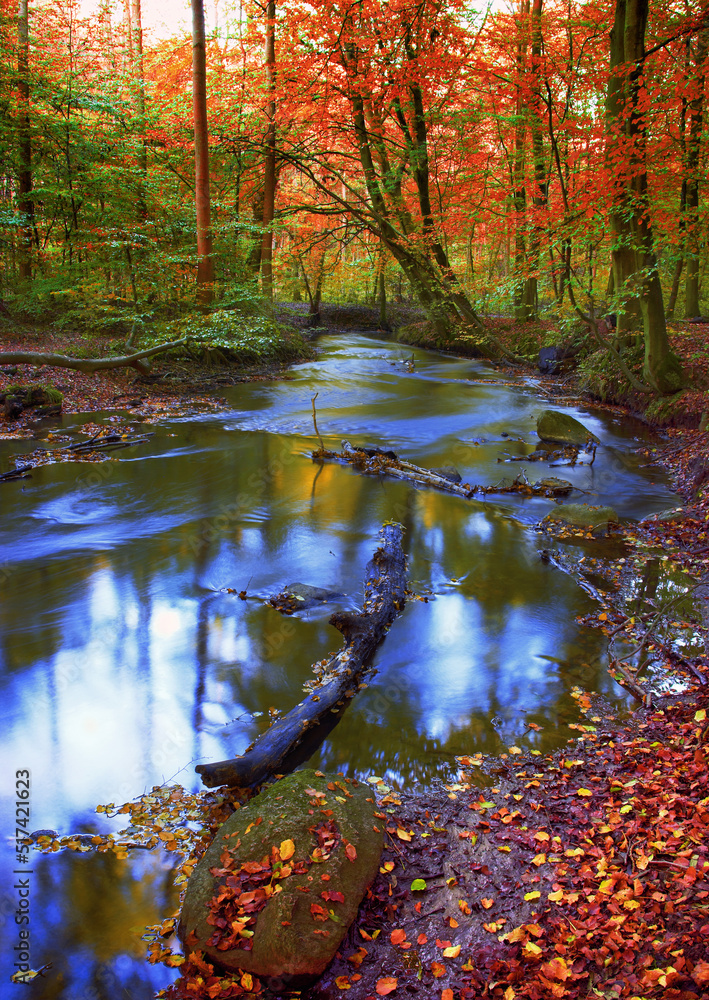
[0,334,678,996]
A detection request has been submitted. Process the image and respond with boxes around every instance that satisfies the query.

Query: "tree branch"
[0,339,189,374]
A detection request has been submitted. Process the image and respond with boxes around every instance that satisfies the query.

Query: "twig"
[311,392,325,451]
[608,659,652,706]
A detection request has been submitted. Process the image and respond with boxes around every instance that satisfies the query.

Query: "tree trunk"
[17,0,33,281]
[606,0,642,339]
[528,0,546,315]
[606,0,683,392]
[685,30,707,318]
[0,339,189,373]
[261,0,277,301]
[196,524,407,788]
[378,266,389,331]
[192,0,215,305]
[130,0,147,222]
[512,0,536,321]
[246,186,265,274]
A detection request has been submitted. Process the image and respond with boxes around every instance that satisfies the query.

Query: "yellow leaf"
[532,853,546,866]
[695,709,707,722]
[534,831,550,842]
[524,891,541,901]
[599,879,614,895]
[443,945,461,958]
[508,746,522,754]
[548,889,564,902]
[335,976,351,990]
[396,828,412,842]
[481,897,494,909]
[577,788,593,797]
[523,941,542,959]
[279,839,295,861]
[497,846,511,853]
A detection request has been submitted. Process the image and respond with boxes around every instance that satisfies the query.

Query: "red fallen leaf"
[376,977,398,995]
[431,961,446,978]
[692,961,709,986]
[322,890,345,903]
[390,928,407,945]
[442,991,454,1000]
[417,933,428,945]
[345,843,357,862]
[310,903,329,921]
[435,939,452,948]
[241,860,267,874]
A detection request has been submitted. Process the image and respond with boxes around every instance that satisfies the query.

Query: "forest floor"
[4,310,709,999]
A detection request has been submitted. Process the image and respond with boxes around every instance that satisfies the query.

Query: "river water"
[0,334,677,996]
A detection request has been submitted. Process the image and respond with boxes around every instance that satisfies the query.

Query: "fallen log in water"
[312,441,575,498]
[195,522,407,789]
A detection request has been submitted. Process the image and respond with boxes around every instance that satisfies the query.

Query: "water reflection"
[0,333,676,996]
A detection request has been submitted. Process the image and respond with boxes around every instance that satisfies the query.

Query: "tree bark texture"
[195,523,407,788]
[0,339,189,373]
[684,30,707,318]
[130,0,147,221]
[192,0,215,303]
[260,0,277,301]
[17,0,33,281]
[606,0,683,393]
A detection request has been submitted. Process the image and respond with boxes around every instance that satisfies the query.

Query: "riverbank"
[0,315,312,440]
[3,310,708,999]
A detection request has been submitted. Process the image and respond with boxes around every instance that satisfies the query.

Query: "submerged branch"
[312,441,575,499]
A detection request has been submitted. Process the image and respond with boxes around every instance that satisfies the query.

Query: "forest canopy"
[0,0,707,389]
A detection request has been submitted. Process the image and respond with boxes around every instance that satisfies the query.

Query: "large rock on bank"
[179,770,383,984]
[536,409,599,446]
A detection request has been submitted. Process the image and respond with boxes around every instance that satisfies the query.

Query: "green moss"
[645,351,684,395]
[146,310,311,367]
[5,383,63,405]
[180,770,383,981]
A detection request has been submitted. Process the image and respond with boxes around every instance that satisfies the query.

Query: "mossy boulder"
[543,503,619,530]
[179,769,383,984]
[3,383,63,407]
[536,409,599,446]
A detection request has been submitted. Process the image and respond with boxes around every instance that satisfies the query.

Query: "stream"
[0,333,678,997]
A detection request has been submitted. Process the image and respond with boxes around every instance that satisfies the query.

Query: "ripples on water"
[0,334,677,996]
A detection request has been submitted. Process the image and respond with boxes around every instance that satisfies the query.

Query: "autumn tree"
[278,0,483,339]
[605,0,683,393]
[16,0,32,280]
[684,28,707,318]
[192,0,215,303]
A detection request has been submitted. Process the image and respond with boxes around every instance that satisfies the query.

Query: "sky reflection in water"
[0,335,677,997]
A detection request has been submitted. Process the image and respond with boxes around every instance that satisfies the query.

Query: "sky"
[78,0,228,42]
